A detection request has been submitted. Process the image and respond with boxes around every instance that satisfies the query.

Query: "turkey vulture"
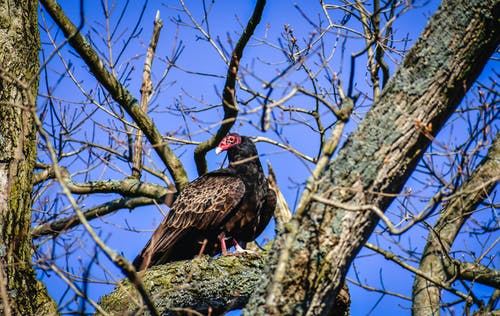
[133,133,276,270]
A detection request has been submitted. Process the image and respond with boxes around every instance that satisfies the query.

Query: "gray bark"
[98,252,350,315]
[245,0,500,314]
[0,0,56,314]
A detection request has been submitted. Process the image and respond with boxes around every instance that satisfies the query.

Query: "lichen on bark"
[0,0,56,314]
[99,254,267,315]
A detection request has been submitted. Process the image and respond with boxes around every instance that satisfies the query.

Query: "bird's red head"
[215,133,242,154]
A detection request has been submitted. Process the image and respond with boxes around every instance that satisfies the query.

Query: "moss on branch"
[99,254,267,315]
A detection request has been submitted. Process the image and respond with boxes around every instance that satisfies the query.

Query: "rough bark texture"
[0,0,57,314]
[99,252,349,316]
[245,0,500,315]
[412,133,500,316]
[99,254,267,315]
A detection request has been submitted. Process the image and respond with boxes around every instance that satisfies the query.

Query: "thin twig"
[364,242,473,304]
[253,136,316,163]
[49,262,110,315]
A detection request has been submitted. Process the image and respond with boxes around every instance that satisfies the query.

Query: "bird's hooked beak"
[216,133,241,155]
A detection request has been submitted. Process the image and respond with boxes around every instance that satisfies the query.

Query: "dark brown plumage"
[133,134,276,270]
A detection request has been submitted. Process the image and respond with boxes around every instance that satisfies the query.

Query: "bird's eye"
[227,136,235,143]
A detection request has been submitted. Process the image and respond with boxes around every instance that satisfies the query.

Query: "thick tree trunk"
[245,0,500,315]
[0,0,56,314]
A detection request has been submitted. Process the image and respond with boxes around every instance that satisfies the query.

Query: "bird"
[133,133,276,271]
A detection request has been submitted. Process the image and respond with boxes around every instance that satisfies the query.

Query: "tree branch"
[39,0,189,191]
[32,164,175,238]
[364,243,472,303]
[132,11,163,179]
[267,162,291,233]
[31,196,156,238]
[99,252,350,316]
[99,254,267,315]
[444,260,500,289]
[193,0,266,175]
[34,165,173,199]
[412,132,500,316]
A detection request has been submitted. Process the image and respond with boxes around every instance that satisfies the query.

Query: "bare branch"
[364,242,473,303]
[132,11,163,179]
[267,162,292,232]
[253,136,316,163]
[34,165,173,199]
[193,0,266,175]
[31,196,156,238]
[39,0,189,191]
[413,132,500,315]
[444,260,500,289]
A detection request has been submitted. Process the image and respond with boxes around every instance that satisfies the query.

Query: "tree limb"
[31,196,156,238]
[99,252,350,316]
[34,165,173,199]
[193,0,266,175]
[99,254,267,315]
[39,0,189,191]
[132,11,163,179]
[267,162,292,233]
[364,242,473,303]
[444,260,500,289]
[412,132,500,316]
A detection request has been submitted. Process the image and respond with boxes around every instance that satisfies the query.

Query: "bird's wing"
[133,173,246,269]
[166,172,246,231]
[254,182,276,237]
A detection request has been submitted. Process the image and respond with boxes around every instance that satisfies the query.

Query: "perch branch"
[98,253,350,316]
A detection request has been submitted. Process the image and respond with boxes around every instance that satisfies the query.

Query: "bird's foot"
[226,241,261,258]
[227,248,261,258]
